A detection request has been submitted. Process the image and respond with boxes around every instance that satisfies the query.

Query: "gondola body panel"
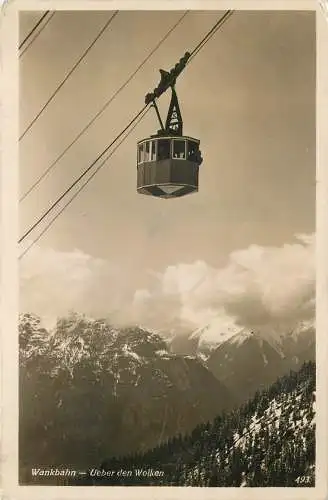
[136,135,202,199]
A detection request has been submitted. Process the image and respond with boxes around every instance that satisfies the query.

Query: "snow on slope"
[182,362,316,487]
[189,316,315,358]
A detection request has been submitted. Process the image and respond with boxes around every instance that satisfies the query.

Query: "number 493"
[296,476,312,484]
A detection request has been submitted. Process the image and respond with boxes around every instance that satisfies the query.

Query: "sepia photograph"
[18,7,316,488]
[1,2,326,496]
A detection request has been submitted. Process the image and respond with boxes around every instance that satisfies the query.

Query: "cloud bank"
[20,245,124,328]
[131,233,315,336]
[20,234,315,338]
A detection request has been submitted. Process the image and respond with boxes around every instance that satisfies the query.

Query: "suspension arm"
[145,51,191,105]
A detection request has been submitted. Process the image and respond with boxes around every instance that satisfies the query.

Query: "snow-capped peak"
[228,329,257,347]
[289,318,316,339]
[190,315,243,348]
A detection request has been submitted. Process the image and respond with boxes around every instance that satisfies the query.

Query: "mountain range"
[97,360,315,487]
[19,312,233,482]
[19,311,315,485]
[170,317,315,404]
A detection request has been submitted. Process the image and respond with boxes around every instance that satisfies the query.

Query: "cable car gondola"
[137,53,203,199]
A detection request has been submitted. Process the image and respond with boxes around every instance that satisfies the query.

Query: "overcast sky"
[19,10,316,336]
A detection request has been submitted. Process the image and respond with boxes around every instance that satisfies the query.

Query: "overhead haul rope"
[19,10,234,252]
[20,11,190,202]
[18,104,148,246]
[19,106,152,260]
[188,10,234,62]
[19,11,55,58]
[19,11,51,52]
[19,11,119,141]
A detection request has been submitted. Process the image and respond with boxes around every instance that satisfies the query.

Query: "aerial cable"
[19,12,55,58]
[19,11,119,141]
[19,106,152,260]
[19,11,50,51]
[20,11,190,203]
[19,10,233,245]
[19,10,234,247]
[188,10,234,62]
[18,104,148,245]
[144,10,234,106]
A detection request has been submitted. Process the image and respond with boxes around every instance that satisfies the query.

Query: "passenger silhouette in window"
[144,141,151,162]
[157,139,170,160]
[187,141,202,164]
[150,141,157,161]
[173,140,186,159]
[138,144,144,164]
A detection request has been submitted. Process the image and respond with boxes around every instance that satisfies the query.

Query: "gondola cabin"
[137,134,202,199]
[137,53,203,199]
